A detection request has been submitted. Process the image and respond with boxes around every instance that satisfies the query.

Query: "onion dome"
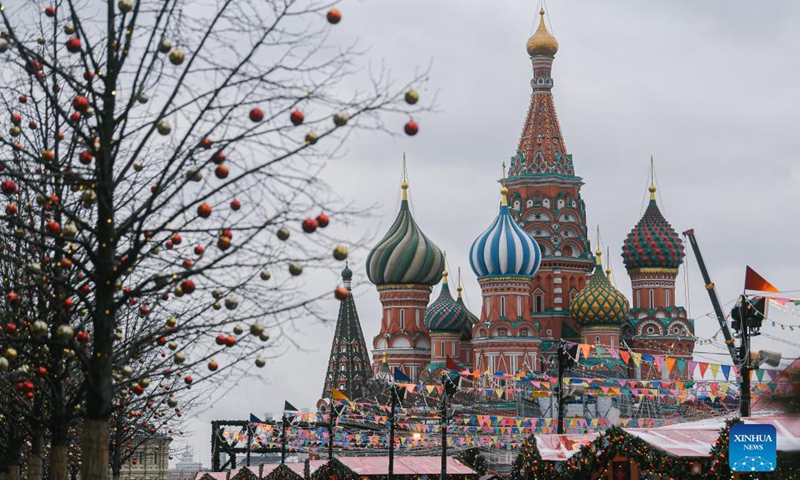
[366,180,444,286]
[456,283,479,341]
[341,263,353,281]
[469,186,542,278]
[621,185,685,270]
[569,250,630,326]
[424,271,469,333]
[526,9,559,57]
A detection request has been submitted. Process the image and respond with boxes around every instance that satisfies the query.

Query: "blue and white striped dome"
[469,188,542,278]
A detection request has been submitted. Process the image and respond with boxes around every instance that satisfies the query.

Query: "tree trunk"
[112,472,121,480]
[81,419,110,480]
[50,444,69,480]
[6,466,19,480]
[28,434,44,480]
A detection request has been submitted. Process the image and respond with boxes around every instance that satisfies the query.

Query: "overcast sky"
[182,1,800,465]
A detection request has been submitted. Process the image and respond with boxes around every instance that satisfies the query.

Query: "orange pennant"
[619,350,630,365]
[579,343,591,360]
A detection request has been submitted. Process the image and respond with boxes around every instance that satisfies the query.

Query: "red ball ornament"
[197,203,212,218]
[404,121,419,136]
[215,335,227,346]
[11,113,21,125]
[180,279,196,294]
[249,108,264,122]
[316,213,329,228]
[212,151,226,164]
[66,37,81,53]
[334,287,349,301]
[45,6,56,17]
[221,229,233,238]
[76,331,89,342]
[208,360,218,371]
[290,110,305,126]
[70,112,81,123]
[171,234,183,245]
[230,199,241,211]
[224,336,237,347]
[79,151,93,165]
[302,218,318,233]
[18,95,27,104]
[326,9,342,24]
[214,164,229,179]
[184,376,193,385]
[37,366,47,376]
[84,71,95,81]
[62,298,74,308]
[46,221,61,234]
[6,204,18,215]
[29,121,38,129]
[1,180,17,196]
[72,96,89,112]
[200,138,212,149]
[194,245,205,255]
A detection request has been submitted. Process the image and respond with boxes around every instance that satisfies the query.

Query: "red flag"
[744,266,780,293]
[445,355,460,372]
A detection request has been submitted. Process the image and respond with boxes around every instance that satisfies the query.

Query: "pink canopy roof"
[536,433,599,461]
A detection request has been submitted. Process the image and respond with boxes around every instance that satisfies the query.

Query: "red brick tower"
[366,179,444,382]
[621,183,695,379]
[504,9,594,350]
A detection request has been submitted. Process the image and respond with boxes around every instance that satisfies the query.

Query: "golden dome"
[526,9,559,57]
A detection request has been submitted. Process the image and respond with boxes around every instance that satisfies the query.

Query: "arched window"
[497,328,508,337]
[649,289,655,309]
[665,290,670,307]
[519,328,529,337]
[400,310,405,329]
[500,297,506,318]
[535,295,543,313]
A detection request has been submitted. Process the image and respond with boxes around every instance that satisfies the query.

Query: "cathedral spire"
[321,268,371,401]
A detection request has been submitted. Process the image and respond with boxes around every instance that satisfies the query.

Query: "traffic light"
[730,296,768,332]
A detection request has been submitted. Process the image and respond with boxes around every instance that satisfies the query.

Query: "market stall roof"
[197,456,476,478]
[536,433,599,461]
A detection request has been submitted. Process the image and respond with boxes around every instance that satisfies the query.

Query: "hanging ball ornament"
[66,37,82,53]
[224,297,239,310]
[45,6,56,17]
[276,228,290,241]
[302,218,318,233]
[173,352,186,364]
[0,39,9,54]
[316,213,329,228]
[230,199,241,211]
[118,0,134,13]
[4,348,18,360]
[169,49,185,65]
[326,9,342,24]
[250,323,265,336]
[197,203,212,218]
[249,108,264,123]
[288,263,303,276]
[167,397,178,408]
[304,132,318,145]
[334,287,349,301]
[208,360,218,371]
[0,357,8,372]
[404,120,419,136]
[137,92,149,104]
[214,164,229,179]
[405,89,420,105]
[333,245,348,261]
[65,23,76,34]
[73,96,90,112]
[259,270,271,281]
[333,112,349,127]
[158,38,172,53]
[255,357,266,368]
[157,120,171,135]
[290,110,305,126]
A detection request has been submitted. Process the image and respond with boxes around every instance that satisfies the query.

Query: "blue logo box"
[729,424,777,472]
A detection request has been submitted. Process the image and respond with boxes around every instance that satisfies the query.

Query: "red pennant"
[744,266,780,293]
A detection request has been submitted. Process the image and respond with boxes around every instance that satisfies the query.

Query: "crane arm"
[682,229,739,365]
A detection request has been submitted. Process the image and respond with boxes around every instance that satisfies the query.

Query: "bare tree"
[0,1,427,480]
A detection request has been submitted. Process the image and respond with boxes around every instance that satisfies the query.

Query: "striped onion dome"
[456,284,479,341]
[569,251,630,326]
[621,185,684,270]
[424,272,469,333]
[366,181,444,286]
[469,187,542,278]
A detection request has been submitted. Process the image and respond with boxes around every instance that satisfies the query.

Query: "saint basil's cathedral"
[321,10,694,402]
